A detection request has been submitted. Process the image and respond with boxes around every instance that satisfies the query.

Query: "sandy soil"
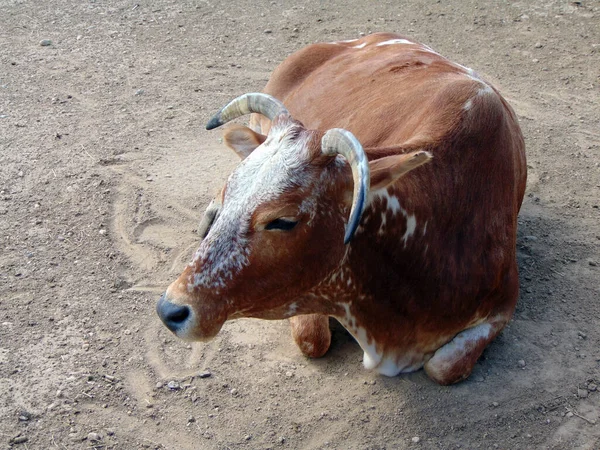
[1,0,599,449]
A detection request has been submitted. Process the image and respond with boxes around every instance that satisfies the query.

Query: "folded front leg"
[289,314,331,358]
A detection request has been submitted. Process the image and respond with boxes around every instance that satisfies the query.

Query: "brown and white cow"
[157,33,527,385]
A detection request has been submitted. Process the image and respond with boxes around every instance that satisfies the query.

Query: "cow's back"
[262,32,527,340]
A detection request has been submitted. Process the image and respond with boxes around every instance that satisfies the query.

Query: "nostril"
[157,295,191,333]
[166,304,190,323]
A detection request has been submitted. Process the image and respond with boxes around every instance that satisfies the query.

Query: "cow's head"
[156,93,431,341]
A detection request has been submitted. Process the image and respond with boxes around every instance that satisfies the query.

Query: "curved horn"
[321,128,370,245]
[206,93,289,130]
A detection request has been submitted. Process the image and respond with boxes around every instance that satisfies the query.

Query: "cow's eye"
[264,218,298,231]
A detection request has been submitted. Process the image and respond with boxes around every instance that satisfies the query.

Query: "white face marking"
[463,99,473,111]
[353,42,367,49]
[376,38,413,46]
[190,123,312,291]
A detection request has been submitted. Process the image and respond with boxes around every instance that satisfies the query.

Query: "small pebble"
[264,29,272,34]
[518,359,526,368]
[412,436,420,443]
[589,260,597,267]
[155,382,163,389]
[577,388,588,399]
[566,411,574,418]
[587,383,597,392]
[135,89,145,96]
[285,371,293,378]
[18,410,32,421]
[279,436,286,443]
[198,371,212,378]
[230,388,238,395]
[99,229,107,235]
[244,434,252,441]
[11,436,28,444]
[188,415,196,423]
[40,39,52,46]
[87,432,101,441]
[18,171,24,177]
[534,42,543,48]
[167,380,180,390]
[492,402,499,407]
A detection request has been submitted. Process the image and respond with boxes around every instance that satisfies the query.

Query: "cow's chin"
[172,318,225,343]
[173,313,225,342]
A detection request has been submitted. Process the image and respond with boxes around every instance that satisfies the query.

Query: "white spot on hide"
[286,302,298,317]
[376,38,413,46]
[431,323,493,362]
[402,214,417,246]
[464,84,495,112]
[370,190,418,246]
[420,43,441,56]
[335,302,426,377]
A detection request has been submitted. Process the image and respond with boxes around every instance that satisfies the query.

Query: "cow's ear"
[223,124,267,159]
[369,151,432,191]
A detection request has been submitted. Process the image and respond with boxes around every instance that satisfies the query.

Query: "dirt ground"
[1,0,599,449]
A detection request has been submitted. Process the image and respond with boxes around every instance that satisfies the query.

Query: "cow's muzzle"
[156,294,191,334]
